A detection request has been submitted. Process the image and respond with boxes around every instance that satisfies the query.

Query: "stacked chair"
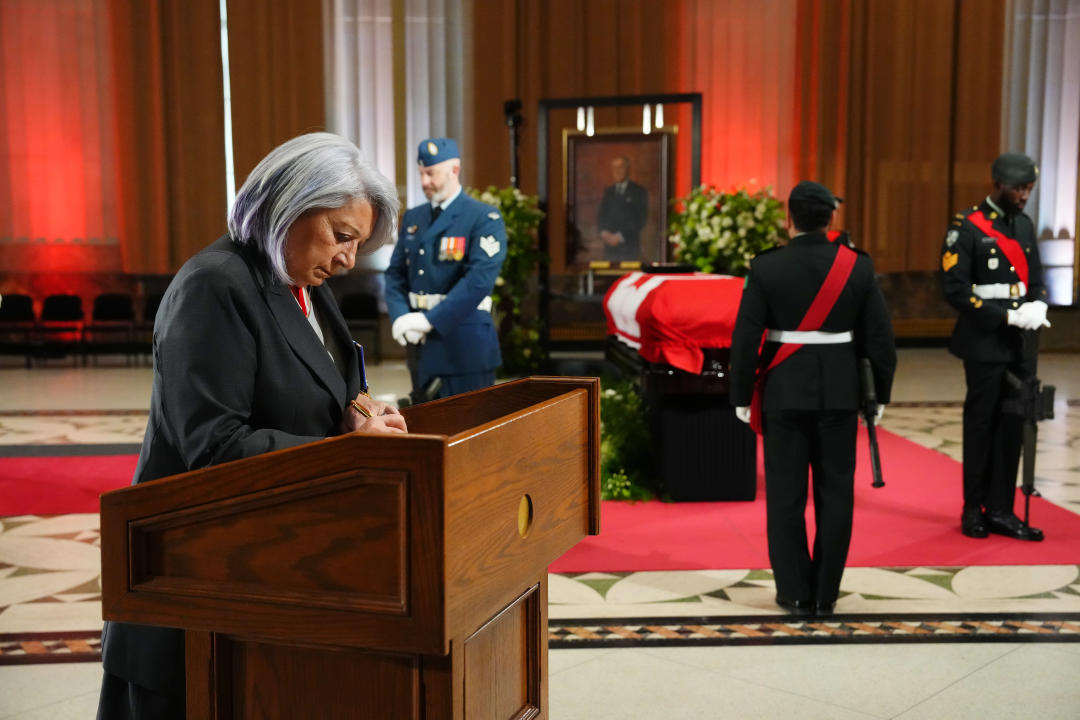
[0,293,36,368]
[36,294,85,366]
[85,293,136,366]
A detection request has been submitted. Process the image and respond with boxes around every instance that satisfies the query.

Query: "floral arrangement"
[600,377,659,501]
[667,184,787,275]
[467,186,546,375]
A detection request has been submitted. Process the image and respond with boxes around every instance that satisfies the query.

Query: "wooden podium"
[100,377,600,719]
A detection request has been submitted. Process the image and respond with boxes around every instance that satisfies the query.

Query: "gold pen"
[350,399,372,418]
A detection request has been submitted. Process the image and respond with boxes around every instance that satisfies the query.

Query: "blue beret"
[417,137,460,167]
[992,153,1038,185]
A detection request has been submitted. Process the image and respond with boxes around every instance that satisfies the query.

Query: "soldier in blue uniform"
[942,152,1049,541]
[385,137,508,402]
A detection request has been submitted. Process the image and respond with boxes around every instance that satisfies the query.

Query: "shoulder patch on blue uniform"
[487,212,500,220]
[480,235,500,257]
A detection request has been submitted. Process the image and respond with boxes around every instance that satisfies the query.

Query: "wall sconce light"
[586,106,595,137]
[642,104,651,134]
[576,106,585,132]
[655,104,664,128]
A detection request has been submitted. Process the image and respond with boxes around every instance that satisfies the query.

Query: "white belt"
[766,329,853,344]
[409,292,492,312]
[972,282,1026,299]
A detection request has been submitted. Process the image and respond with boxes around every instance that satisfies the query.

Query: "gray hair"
[227,132,399,285]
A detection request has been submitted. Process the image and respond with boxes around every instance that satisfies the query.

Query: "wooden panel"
[132,470,408,614]
[160,0,228,268]
[101,433,448,655]
[225,0,326,185]
[443,390,591,638]
[950,0,1006,214]
[463,584,542,720]
[846,0,958,272]
[217,635,419,719]
[401,377,601,536]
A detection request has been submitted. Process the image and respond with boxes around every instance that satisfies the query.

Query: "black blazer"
[101,235,364,696]
[597,180,648,249]
[729,232,896,411]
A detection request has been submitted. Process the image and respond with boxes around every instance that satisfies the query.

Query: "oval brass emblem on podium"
[517,494,533,538]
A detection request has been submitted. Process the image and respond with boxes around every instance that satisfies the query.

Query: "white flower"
[738,227,747,237]
[721,215,734,228]
[603,388,617,398]
[495,276,505,286]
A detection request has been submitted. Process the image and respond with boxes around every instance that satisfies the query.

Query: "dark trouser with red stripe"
[961,353,1035,515]
[763,410,857,605]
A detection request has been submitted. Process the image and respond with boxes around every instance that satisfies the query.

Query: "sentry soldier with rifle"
[731,181,896,618]
[941,152,1049,542]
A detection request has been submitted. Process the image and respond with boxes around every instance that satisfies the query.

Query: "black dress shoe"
[985,512,1045,542]
[812,602,835,617]
[961,507,988,538]
[775,596,813,616]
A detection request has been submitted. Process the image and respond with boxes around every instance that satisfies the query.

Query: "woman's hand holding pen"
[341,392,407,434]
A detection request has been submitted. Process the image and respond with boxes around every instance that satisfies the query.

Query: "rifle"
[859,358,885,488]
[1002,370,1055,531]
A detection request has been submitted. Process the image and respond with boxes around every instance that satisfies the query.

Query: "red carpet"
[0,455,136,515]
[551,427,1080,572]
[5,433,1079,571]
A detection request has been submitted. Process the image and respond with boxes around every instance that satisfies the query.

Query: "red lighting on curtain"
[0,0,119,273]
[673,0,800,198]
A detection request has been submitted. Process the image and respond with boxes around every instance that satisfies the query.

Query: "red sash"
[749,245,857,434]
[967,211,1028,287]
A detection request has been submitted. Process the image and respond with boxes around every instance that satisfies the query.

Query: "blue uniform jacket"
[385,191,507,380]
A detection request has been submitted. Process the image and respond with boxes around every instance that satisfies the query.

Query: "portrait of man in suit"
[596,155,649,262]
[565,130,672,270]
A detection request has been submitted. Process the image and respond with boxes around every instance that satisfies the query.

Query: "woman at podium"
[97,133,408,719]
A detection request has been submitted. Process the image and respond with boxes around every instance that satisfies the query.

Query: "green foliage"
[667,184,788,275]
[468,185,547,375]
[600,377,659,501]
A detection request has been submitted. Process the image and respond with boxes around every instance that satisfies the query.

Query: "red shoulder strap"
[967,211,1029,287]
[750,245,857,433]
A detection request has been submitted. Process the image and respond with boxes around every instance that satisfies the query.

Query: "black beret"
[788,181,842,210]
[992,153,1038,185]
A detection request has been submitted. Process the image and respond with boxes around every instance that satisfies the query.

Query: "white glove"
[735,406,751,424]
[1006,309,1023,328]
[875,404,885,423]
[1020,300,1050,330]
[391,312,433,346]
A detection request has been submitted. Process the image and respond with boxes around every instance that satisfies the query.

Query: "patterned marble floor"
[1,350,1080,718]
[3,352,1080,638]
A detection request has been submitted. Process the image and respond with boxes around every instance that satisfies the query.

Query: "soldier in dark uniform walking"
[730,181,896,617]
[385,138,508,402]
[942,152,1048,541]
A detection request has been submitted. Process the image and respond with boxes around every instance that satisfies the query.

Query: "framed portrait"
[563,127,675,269]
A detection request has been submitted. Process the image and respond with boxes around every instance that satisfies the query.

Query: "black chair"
[0,293,36,368]
[85,293,136,365]
[36,294,85,365]
[135,292,164,364]
[339,292,382,362]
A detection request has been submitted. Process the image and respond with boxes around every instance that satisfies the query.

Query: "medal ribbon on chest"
[440,236,466,261]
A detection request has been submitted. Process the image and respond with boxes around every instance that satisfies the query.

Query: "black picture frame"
[563,128,675,269]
